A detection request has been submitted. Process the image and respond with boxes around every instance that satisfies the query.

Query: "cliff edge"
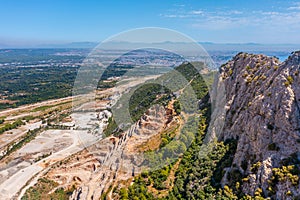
[210,52,300,199]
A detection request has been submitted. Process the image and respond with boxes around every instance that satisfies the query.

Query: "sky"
[1,0,300,46]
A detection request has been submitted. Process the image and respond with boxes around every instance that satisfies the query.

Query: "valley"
[1,50,300,200]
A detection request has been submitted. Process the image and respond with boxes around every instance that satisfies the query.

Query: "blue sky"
[1,0,300,45]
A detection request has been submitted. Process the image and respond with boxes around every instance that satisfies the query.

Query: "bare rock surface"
[210,52,300,198]
[43,105,172,200]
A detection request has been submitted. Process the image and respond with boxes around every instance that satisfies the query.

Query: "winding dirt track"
[0,130,98,200]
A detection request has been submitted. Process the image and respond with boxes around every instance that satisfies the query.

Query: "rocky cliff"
[210,51,300,199]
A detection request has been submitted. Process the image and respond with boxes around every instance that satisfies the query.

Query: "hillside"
[20,52,300,200]
[20,61,214,200]
[112,52,300,199]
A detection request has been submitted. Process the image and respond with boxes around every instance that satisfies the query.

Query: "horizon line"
[0,41,300,49]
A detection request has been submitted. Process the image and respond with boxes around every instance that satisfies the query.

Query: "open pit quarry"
[0,76,160,200]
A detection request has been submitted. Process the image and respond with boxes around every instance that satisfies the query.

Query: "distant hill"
[37,42,98,48]
[0,42,98,49]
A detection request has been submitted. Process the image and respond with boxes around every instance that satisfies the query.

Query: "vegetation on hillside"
[103,61,213,137]
[113,106,243,199]
[21,178,75,200]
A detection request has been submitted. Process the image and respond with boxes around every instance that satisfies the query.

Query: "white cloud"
[173,4,185,7]
[161,14,178,18]
[160,2,300,31]
[158,2,300,43]
[260,11,280,15]
[287,2,300,10]
[190,10,204,15]
[160,8,249,30]
[161,14,190,18]
[191,15,250,30]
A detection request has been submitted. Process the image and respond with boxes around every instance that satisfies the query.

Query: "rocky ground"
[0,76,157,200]
[36,103,178,200]
[209,51,300,199]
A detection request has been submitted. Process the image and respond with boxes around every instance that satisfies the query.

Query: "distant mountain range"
[0,42,98,49]
[0,41,299,52]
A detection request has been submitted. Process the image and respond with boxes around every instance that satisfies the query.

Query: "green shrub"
[251,162,261,173]
[287,76,294,84]
[0,119,25,134]
[270,165,299,187]
[173,100,181,115]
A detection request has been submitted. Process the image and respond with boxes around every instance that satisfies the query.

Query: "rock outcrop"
[210,52,300,199]
[44,104,175,200]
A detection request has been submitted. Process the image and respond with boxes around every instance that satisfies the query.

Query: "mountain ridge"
[209,51,300,198]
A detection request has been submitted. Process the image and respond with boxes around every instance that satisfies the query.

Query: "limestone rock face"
[210,52,300,198]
